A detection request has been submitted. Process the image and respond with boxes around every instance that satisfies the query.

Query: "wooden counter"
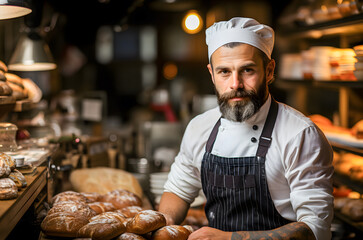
[0,166,47,240]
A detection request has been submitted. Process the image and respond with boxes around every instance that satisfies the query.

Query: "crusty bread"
[351,119,363,139]
[52,190,89,204]
[77,211,127,240]
[151,225,192,240]
[41,212,89,238]
[100,189,143,209]
[126,210,166,235]
[0,70,6,82]
[0,61,7,72]
[49,200,97,219]
[70,167,143,198]
[22,78,42,103]
[0,178,18,200]
[88,201,116,214]
[0,152,15,171]
[117,232,147,240]
[9,169,27,188]
[116,206,143,218]
[5,73,23,88]
[81,191,102,202]
[0,159,11,178]
[0,81,12,96]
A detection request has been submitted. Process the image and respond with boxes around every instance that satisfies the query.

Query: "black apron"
[201,99,292,231]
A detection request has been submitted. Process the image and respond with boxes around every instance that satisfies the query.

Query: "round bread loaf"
[88,201,116,214]
[9,169,27,188]
[126,210,166,235]
[52,190,88,204]
[0,178,18,200]
[116,206,143,218]
[101,189,142,209]
[117,232,147,240]
[49,200,97,219]
[151,225,191,240]
[77,211,127,240]
[0,152,15,171]
[81,192,102,202]
[41,212,89,238]
[0,158,11,178]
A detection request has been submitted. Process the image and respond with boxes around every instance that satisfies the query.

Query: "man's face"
[207,44,275,122]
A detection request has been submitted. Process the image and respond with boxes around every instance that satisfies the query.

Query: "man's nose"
[231,72,243,89]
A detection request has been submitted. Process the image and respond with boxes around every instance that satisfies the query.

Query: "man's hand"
[188,227,232,240]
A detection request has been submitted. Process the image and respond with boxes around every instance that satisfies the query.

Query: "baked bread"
[0,70,6,82]
[0,178,18,200]
[49,200,97,219]
[88,201,116,214]
[0,152,15,171]
[41,212,89,238]
[0,157,11,178]
[100,189,143,209]
[22,78,42,103]
[0,61,7,73]
[126,210,166,235]
[81,191,102,202]
[52,190,89,204]
[117,232,147,240]
[70,167,143,198]
[0,81,12,96]
[151,225,192,240]
[9,169,27,188]
[351,119,363,139]
[116,206,143,218]
[77,211,127,240]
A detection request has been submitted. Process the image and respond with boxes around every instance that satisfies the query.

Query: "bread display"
[88,201,116,214]
[51,190,89,204]
[41,212,89,238]
[0,177,18,200]
[126,210,166,235]
[70,167,143,198]
[8,169,27,188]
[151,225,192,240]
[78,211,127,240]
[100,189,143,209]
[117,232,147,240]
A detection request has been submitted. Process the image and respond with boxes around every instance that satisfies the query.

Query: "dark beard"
[215,82,267,122]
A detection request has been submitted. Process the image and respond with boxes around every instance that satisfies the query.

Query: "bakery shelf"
[277,13,363,39]
[331,142,363,157]
[334,210,363,234]
[275,79,363,89]
[333,172,363,194]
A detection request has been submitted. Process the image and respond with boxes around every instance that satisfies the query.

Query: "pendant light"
[8,0,56,71]
[0,0,32,20]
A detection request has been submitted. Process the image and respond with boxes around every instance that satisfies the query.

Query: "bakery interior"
[0,0,363,239]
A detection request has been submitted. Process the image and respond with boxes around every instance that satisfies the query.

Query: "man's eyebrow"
[214,62,257,72]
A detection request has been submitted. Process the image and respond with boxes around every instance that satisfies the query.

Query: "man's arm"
[158,192,190,225]
[188,222,316,240]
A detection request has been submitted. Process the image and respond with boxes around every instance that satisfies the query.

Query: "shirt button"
[253,125,258,130]
[251,137,257,143]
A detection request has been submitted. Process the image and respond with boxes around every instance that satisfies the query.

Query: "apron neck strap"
[256,97,279,158]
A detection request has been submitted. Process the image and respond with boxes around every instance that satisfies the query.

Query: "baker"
[158,17,334,240]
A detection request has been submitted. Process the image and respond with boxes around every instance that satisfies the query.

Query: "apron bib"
[201,99,292,231]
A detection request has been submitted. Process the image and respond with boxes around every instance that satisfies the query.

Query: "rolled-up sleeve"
[284,126,334,240]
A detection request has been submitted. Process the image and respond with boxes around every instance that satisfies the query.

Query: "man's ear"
[266,59,275,84]
[207,63,215,84]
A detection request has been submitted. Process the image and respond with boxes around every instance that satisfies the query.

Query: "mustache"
[219,89,256,101]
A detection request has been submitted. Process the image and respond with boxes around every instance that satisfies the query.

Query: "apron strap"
[256,98,279,158]
[206,118,221,153]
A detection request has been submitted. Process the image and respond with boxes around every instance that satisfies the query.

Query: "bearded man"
[158,17,334,240]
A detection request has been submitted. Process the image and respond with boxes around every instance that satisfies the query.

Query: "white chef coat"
[164,95,334,240]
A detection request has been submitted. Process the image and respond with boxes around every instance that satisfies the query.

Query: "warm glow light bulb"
[182,11,203,34]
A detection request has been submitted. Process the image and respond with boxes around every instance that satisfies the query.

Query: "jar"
[0,123,18,152]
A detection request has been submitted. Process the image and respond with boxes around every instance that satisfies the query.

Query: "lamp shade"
[0,0,32,20]
[8,31,56,71]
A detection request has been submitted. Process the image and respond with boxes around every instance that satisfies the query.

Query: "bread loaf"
[9,169,27,188]
[70,167,143,198]
[52,190,89,204]
[81,191,102,202]
[0,70,6,82]
[41,212,89,238]
[49,200,97,219]
[117,232,147,240]
[77,211,127,240]
[351,119,363,139]
[126,210,166,235]
[151,225,192,240]
[0,81,12,96]
[100,189,143,209]
[88,201,116,214]
[0,61,7,73]
[0,158,11,178]
[116,206,143,218]
[0,178,18,200]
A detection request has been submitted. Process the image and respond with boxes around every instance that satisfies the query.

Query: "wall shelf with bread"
[276,2,363,236]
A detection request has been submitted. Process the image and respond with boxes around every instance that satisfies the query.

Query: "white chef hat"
[206,17,275,61]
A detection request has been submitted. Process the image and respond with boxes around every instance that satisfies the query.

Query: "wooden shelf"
[275,79,363,89]
[0,166,47,240]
